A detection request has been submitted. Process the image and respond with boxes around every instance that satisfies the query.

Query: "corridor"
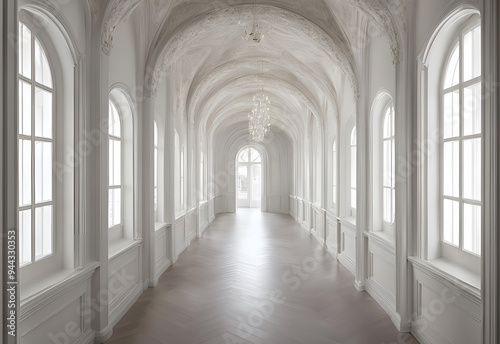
[106,210,417,344]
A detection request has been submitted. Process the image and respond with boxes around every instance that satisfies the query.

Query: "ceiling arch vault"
[98,0,406,147]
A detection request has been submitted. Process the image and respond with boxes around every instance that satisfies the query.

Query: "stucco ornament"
[101,0,144,56]
[343,0,404,64]
[149,5,359,98]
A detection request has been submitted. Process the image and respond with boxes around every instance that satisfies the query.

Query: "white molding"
[409,256,481,302]
[75,329,94,344]
[20,263,99,320]
[93,324,113,344]
[482,0,500,342]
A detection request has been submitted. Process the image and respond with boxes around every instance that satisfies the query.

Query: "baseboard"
[93,324,113,343]
[108,283,142,329]
[151,259,171,287]
[354,279,365,292]
[338,253,356,277]
[75,329,94,344]
[365,279,403,330]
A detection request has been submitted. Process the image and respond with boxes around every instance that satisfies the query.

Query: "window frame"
[18,20,56,268]
[332,139,337,209]
[350,127,357,216]
[382,104,396,231]
[439,17,482,260]
[154,120,158,221]
[108,99,124,238]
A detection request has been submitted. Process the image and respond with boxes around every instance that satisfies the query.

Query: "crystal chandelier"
[242,0,265,43]
[249,62,271,142]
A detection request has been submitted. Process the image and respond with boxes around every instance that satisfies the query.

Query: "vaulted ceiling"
[96,0,405,143]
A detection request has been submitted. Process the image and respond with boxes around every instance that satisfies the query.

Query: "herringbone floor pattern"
[105,209,418,344]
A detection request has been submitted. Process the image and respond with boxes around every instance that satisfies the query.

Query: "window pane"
[35,205,52,260]
[109,101,121,138]
[35,141,52,203]
[383,108,393,139]
[443,90,460,139]
[383,187,392,223]
[332,147,336,204]
[443,199,459,246]
[383,140,393,187]
[19,139,32,207]
[463,26,481,82]
[463,83,481,136]
[19,209,32,265]
[351,128,356,145]
[34,38,53,88]
[444,44,460,88]
[109,139,121,186]
[154,121,158,146]
[154,187,158,212]
[19,80,31,136]
[34,87,52,139]
[463,203,481,255]
[238,166,248,199]
[443,141,459,197]
[239,149,249,162]
[251,148,261,162]
[463,138,481,201]
[108,188,122,228]
[19,23,32,79]
[251,164,261,201]
[351,146,356,189]
[154,147,158,188]
[351,188,356,210]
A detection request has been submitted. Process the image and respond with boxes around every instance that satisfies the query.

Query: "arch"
[145,5,358,98]
[18,7,80,283]
[417,7,481,273]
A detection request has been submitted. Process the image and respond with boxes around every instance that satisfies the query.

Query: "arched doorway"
[237,147,262,209]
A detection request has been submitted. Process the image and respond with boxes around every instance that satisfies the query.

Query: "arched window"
[350,127,357,215]
[419,11,481,274]
[108,100,122,232]
[332,140,337,208]
[237,147,262,208]
[441,23,481,256]
[18,21,54,266]
[382,105,395,225]
[154,121,158,220]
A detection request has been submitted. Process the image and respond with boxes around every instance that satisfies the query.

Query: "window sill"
[340,216,356,227]
[155,221,170,231]
[365,231,395,253]
[175,210,187,220]
[408,256,481,299]
[21,262,99,306]
[108,238,142,260]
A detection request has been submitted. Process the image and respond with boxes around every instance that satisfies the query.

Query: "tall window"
[383,106,395,224]
[154,121,158,220]
[180,149,184,207]
[18,22,54,266]
[200,153,204,200]
[441,23,481,256]
[108,100,122,231]
[332,140,337,207]
[350,127,357,215]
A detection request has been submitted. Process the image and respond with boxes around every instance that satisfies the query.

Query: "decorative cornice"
[101,0,143,56]
[149,5,359,98]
